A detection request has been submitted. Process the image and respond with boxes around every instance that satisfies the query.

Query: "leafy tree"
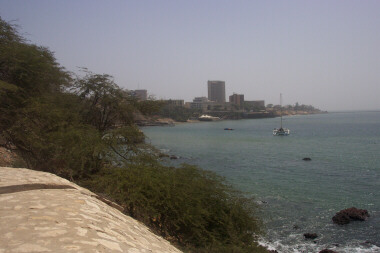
[72,71,155,165]
[0,17,77,176]
[3,92,104,178]
[73,71,136,131]
[0,24,69,96]
[135,99,166,116]
[0,19,106,178]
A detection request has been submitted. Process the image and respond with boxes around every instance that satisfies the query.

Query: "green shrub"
[158,105,200,122]
[81,163,265,252]
[4,94,105,178]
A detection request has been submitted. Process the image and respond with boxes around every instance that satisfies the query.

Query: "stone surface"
[332,207,370,225]
[0,167,182,253]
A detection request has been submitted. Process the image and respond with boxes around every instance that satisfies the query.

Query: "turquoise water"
[143,112,380,252]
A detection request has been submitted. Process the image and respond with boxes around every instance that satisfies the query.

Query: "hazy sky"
[1,0,380,110]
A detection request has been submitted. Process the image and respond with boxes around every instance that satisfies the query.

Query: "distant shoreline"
[327,110,380,113]
[138,110,328,127]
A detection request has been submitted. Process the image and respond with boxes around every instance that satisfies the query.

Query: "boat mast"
[280,93,283,129]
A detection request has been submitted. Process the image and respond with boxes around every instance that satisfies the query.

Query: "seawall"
[0,167,182,253]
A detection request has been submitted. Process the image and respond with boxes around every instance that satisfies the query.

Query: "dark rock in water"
[332,212,351,225]
[170,155,179,160]
[319,250,338,253]
[293,224,300,230]
[302,157,312,161]
[345,207,370,221]
[304,233,318,239]
[332,207,369,225]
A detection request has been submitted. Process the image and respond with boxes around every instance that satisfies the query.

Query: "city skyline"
[1,1,380,110]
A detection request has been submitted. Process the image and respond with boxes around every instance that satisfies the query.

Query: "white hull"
[198,115,220,121]
[273,128,290,136]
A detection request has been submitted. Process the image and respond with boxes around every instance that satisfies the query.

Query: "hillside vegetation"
[0,17,268,253]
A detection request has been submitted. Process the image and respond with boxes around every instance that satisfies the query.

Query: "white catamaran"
[273,93,290,136]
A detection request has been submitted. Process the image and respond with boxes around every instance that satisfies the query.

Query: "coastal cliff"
[0,167,182,253]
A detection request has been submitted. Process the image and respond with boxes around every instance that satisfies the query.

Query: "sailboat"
[273,93,290,136]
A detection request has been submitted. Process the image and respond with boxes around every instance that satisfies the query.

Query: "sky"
[1,0,380,111]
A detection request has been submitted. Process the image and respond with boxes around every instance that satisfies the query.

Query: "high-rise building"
[207,81,225,103]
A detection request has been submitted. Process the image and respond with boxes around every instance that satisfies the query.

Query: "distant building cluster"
[186,80,265,112]
[165,99,184,107]
[130,89,147,101]
[130,80,265,113]
[229,93,244,107]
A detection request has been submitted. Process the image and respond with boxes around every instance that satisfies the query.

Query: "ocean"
[143,111,380,253]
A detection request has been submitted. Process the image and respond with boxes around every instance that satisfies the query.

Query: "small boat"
[198,115,220,121]
[273,93,290,136]
[273,127,290,136]
[224,128,234,131]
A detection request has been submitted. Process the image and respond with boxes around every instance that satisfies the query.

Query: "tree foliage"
[135,99,167,116]
[73,71,136,131]
[158,104,200,122]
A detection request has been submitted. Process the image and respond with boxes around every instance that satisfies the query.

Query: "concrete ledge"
[0,167,182,253]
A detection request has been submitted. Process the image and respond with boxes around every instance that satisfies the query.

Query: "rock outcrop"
[0,167,182,252]
[319,249,338,253]
[303,233,318,239]
[332,207,370,225]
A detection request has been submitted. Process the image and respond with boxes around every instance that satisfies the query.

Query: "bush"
[81,163,265,252]
[4,93,105,178]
